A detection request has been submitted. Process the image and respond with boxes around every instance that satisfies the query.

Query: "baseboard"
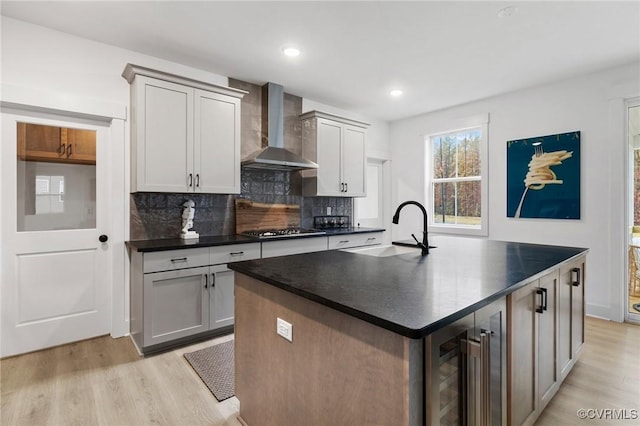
[586,303,611,321]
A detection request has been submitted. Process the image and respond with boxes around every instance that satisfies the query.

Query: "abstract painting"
[507,131,580,219]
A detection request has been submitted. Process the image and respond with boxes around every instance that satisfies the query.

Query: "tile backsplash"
[130,168,352,240]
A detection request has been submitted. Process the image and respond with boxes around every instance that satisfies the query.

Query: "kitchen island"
[228,236,588,426]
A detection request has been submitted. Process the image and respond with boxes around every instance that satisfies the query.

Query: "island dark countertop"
[228,236,588,339]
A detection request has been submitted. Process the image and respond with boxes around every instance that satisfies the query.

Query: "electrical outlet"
[276,317,293,342]
[327,206,332,215]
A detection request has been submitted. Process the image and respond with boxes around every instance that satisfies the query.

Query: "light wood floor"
[535,317,640,425]
[1,333,241,426]
[1,317,638,426]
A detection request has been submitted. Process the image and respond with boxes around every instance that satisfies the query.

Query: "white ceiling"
[2,1,639,122]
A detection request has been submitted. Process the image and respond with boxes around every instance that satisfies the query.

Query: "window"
[426,124,488,236]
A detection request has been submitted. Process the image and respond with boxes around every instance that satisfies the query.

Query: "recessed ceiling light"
[389,89,403,97]
[282,45,301,57]
[497,6,518,18]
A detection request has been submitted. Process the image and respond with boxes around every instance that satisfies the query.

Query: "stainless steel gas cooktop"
[241,227,326,239]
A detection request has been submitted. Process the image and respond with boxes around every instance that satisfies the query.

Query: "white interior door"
[1,112,111,357]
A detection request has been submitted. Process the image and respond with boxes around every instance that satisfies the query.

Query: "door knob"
[99,235,108,243]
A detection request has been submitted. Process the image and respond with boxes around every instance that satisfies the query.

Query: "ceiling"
[2,1,639,122]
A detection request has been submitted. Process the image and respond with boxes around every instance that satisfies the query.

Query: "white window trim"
[425,119,489,237]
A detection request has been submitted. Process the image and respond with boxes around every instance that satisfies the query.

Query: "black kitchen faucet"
[392,200,430,255]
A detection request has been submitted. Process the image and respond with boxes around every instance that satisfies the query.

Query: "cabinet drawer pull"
[339,240,350,244]
[571,267,581,287]
[170,257,188,263]
[535,288,546,314]
[229,251,244,256]
[366,237,377,241]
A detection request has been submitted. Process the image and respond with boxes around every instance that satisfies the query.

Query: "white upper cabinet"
[300,111,369,197]
[123,64,245,193]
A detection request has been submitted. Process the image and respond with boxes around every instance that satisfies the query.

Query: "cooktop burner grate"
[241,228,326,239]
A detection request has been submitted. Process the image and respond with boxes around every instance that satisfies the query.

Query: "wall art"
[507,131,580,219]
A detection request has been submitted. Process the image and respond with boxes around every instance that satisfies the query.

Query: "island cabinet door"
[558,256,586,380]
[209,264,235,330]
[507,270,559,426]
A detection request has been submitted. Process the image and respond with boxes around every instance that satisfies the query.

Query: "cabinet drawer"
[328,232,382,250]
[262,237,328,258]
[143,248,210,273]
[211,243,261,264]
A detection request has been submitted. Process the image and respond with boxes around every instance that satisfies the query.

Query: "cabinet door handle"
[542,287,548,311]
[195,174,200,187]
[571,267,581,287]
[340,182,344,192]
[345,182,348,192]
[204,274,208,289]
[229,251,244,256]
[480,332,491,426]
[211,273,215,288]
[188,173,193,187]
[170,257,188,263]
[58,143,66,156]
[536,288,545,313]
[66,144,72,158]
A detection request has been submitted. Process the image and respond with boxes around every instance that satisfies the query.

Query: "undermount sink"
[342,244,420,257]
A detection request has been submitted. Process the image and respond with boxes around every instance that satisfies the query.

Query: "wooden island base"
[234,273,423,426]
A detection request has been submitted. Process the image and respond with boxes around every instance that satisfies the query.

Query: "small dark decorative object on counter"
[314,215,350,229]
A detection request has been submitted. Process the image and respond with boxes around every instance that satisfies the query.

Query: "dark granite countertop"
[126,227,385,252]
[228,236,588,339]
[127,235,259,252]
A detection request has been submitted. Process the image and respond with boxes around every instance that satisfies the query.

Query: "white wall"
[390,62,640,321]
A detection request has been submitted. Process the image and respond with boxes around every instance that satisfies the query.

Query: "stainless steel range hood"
[241,82,318,171]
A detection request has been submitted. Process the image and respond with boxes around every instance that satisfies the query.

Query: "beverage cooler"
[425,299,506,426]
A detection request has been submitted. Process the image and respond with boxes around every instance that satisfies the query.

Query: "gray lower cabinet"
[130,243,260,354]
[143,266,210,347]
[210,264,235,329]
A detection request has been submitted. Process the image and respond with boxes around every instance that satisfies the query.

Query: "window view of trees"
[431,129,482,226]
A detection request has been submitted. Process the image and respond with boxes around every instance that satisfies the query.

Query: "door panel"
[342,125,366,196]
[316,119,342,195]
[1,112,111,357]
[17,249,97,323]
[211,264,234,329]
[137,77,192,192]
[195,89,240,193]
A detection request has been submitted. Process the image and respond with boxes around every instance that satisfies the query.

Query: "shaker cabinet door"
[316,119,343,195]
[194,89,241,194]
[342,125,366,196]
[210,264,235,329]
[134,77,193,192]
[143,266,209,346]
